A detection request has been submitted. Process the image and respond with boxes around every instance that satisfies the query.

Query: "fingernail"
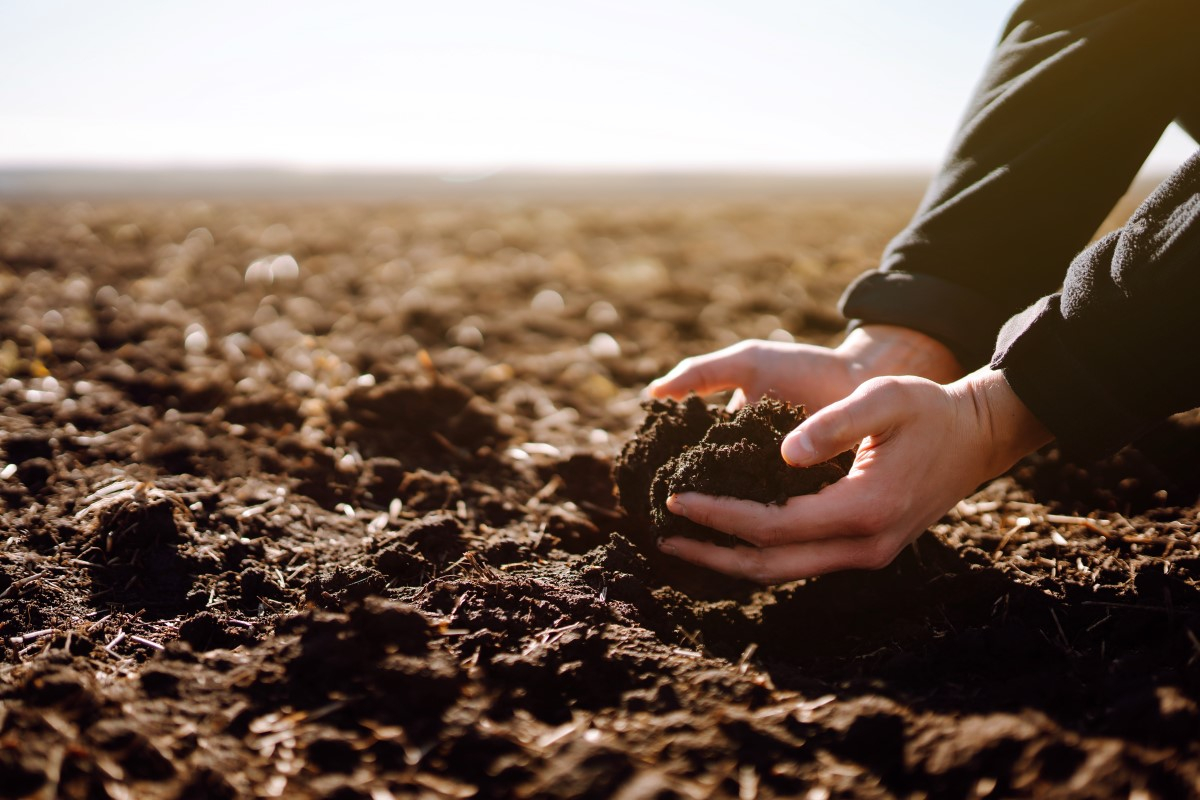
[666,494,686,515]
[782,429,816,465]
[657,537,677,555]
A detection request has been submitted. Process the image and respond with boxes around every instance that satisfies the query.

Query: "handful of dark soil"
[615,395,855,545]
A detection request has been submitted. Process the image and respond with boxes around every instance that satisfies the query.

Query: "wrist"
[962,367,1053,474]
[838,324,964,384]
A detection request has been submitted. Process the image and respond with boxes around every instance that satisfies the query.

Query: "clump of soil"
[615,395,855,545]
[614,395,719,524]
[333,373,505,463]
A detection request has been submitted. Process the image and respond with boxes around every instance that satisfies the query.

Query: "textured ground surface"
[2,184,1200,798]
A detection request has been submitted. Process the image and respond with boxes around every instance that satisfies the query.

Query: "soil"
[615,395,854,547]
[2,187,1200,799]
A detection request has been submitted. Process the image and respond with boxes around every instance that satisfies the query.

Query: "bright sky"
[1,0,1194,172]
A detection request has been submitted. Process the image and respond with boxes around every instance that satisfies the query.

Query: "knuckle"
[732,341,768,375]
[734,546,772,585]
[749,528,778,548]
[740,549,778,585]
[762,515,795,547]
[857,375,891,396]
[858,375,904,403]
[860,538,901,571]
[818,411,853,448]
[892,379,924,404]
[753,528,779,549]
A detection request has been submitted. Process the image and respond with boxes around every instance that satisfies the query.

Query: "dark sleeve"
[992,152,1200,460]
[839,0,1200,369]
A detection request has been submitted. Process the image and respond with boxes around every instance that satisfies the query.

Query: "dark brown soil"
[614,395,853,547]
[2,189,1200,799]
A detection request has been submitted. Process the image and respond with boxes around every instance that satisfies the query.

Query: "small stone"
[588,333,621,359]
[531,289,565,313]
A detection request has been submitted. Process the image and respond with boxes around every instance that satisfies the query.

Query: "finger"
[781,379,906,466]
[725,388,748,413]
[646,345,754,399]
[657,534,896,584]
[668,484,871,546]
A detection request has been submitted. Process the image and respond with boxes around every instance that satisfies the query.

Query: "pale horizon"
[2,1,1195,176]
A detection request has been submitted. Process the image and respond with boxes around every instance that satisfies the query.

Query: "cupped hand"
[647,324,963,412]
[657,368,1052,584]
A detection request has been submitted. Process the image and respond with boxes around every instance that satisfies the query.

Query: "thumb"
[647,346,753,400]
[781,379,903,466]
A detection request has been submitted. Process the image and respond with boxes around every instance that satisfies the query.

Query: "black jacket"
[839,0,1200,459]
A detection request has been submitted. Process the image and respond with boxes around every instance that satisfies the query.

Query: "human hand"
[647,324,962,412]
[656,368,1051,584]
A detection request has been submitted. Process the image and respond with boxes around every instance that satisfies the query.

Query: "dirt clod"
[616,395,853,544]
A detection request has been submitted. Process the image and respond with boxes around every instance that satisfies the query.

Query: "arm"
[993,150,1200,460]
[842,0,1200,369]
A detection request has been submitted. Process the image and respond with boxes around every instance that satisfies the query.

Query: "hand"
[657,368,1052,584]
[647,324,963,412]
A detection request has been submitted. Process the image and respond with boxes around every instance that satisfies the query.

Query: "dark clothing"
[839,0,1200,460]
[992,156,1200,458]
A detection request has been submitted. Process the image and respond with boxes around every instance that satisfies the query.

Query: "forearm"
[842,0,1200,369]
[992,151,1200,460]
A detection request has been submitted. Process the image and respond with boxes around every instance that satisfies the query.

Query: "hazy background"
[1,0,1194,178]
